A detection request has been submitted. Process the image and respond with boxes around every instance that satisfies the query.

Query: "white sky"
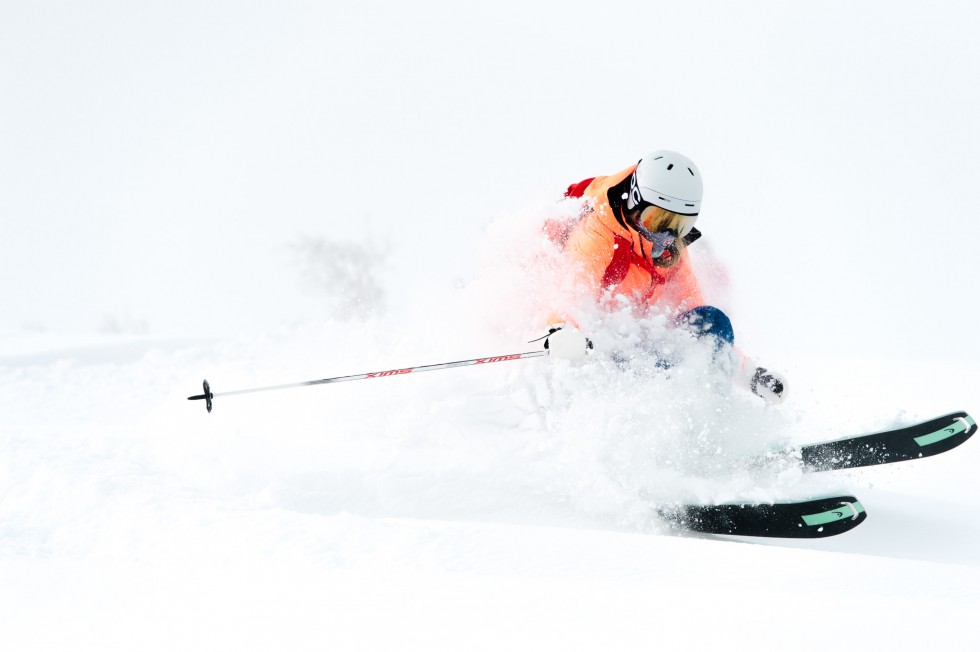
[2,1,978,364]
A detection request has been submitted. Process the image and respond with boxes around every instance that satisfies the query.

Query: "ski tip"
[958,411,977,439]
[797,495,868,538]
[186,379,214,413]
[913,411,976,454]
[659,495,868,539]
[802,411,978,472]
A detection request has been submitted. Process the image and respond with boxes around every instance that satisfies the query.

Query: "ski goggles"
[633,205,696,257]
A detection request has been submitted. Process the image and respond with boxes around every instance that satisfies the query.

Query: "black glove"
[750,367,787,405]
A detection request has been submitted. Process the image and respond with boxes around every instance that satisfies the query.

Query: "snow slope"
[1,276,978,650]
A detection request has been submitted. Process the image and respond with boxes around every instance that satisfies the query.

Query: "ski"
[660,495,867,538]
[786,411,977,472]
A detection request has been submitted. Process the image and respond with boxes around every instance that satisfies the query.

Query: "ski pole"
[187,349,549,413]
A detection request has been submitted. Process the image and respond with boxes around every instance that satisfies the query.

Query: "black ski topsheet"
[661,495,867,539]
[800,411,977,472]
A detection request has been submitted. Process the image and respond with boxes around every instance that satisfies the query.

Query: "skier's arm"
[542,213,617,328]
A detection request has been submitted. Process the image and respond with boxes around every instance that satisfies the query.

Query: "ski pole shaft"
[187,349,549,413]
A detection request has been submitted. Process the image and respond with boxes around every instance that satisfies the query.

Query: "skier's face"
[633,206,696,257]
[635,216,676,258]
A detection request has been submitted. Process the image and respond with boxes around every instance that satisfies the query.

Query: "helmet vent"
[688,168,695,176]
[667,164,674,170]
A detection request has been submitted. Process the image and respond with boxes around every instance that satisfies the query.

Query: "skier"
[541,150,786,405]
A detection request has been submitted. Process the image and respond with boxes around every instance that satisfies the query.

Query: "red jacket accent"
[600,234,667,295]
[565,177,596,199]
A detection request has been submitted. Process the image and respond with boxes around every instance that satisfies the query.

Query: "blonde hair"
[639,206,694,269]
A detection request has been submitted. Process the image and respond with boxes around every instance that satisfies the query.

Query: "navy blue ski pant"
[673,305,735,349]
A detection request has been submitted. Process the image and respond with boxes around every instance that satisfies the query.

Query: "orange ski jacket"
[548,164,705,320]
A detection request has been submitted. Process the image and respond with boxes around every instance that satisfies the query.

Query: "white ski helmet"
[626,150,703,219]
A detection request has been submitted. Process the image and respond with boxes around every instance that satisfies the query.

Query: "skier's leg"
[618,306,736,370]
[671,305,738,377]
[673,305,735,349]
